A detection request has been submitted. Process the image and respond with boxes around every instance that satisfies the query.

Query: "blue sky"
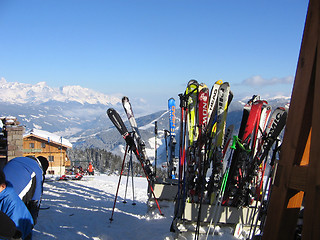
[0,0,309,111]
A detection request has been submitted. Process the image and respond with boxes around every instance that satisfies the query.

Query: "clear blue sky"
[0,0,309,111]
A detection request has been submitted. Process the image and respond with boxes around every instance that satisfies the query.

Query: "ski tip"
[187,79,198,85]
[122,96,129,102]
[106,108,114,115]
[216,79,223,85]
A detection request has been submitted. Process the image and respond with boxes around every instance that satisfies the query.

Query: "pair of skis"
[107,97,163,217]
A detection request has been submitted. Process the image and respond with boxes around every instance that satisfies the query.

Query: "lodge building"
[23,129,72,175]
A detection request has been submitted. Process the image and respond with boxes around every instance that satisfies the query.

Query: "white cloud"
[242,75,294,86]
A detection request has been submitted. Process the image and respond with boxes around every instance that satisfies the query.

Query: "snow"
[139,111,168,131]
[33,174,239,240]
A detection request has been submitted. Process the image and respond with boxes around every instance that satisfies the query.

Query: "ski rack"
[181,201,260,225]
[263,1,320,239]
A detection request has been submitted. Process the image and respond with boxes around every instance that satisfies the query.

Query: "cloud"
[242,75,294,86]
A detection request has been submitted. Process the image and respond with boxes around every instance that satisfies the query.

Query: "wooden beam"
[301,24,320,239]
[262,0,319,239]
[288,166,308,191]
[287,130,311,191]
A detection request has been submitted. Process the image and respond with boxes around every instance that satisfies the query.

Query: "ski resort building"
[23,129,72,175]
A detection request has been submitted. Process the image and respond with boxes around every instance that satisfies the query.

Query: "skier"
[87,162,94,175]
[0,169,34,240]
[3,156,44,225]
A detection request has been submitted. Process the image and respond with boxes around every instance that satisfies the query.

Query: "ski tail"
[107,108,136,151]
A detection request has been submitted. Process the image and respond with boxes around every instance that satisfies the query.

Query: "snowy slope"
[34,174,238,240]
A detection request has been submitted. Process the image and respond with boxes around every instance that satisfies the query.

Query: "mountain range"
[0,78,291,164]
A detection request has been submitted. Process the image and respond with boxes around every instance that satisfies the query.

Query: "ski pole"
[250,139,281,238]
[164,130,169,178]
[130,151,136,205]
[194,147,207,240]
[133,148,163,215]
[110,144,129,222]
[123,151,132,204]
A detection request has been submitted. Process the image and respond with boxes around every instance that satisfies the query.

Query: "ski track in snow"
[33,174,238,240]
[139,111,168,131]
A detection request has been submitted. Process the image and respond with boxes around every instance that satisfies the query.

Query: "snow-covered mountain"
[0,78,147,137]
[0,77,122,105]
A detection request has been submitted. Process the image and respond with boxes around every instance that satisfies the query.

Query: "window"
[29,143,34,148]
[41,142,46,148]
[48,156,54,162]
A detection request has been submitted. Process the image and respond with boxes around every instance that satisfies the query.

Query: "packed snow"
[33,174,239,240]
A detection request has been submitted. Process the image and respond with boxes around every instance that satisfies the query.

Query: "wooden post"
[262,0,320,239]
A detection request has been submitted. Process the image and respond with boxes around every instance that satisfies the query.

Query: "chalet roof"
[23,129,72,148]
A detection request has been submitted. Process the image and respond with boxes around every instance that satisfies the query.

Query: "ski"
[194,83,209,240]
[168,97,177,179]
[214,82,231,148]
[206,82,231,202]
[186,80,199,146]
[122,96,154,180]
[205,80,223,137]
[185,80,199,201]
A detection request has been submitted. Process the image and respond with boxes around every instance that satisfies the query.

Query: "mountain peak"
[0,78,121,106]
[0,77,7,84]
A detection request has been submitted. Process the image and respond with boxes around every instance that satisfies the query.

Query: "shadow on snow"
[33,179,172,240]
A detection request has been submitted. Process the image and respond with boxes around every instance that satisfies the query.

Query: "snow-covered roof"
[24,128,72,148]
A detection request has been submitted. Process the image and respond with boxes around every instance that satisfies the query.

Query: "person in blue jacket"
[3,156,44,225]
[0,169,34,239]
